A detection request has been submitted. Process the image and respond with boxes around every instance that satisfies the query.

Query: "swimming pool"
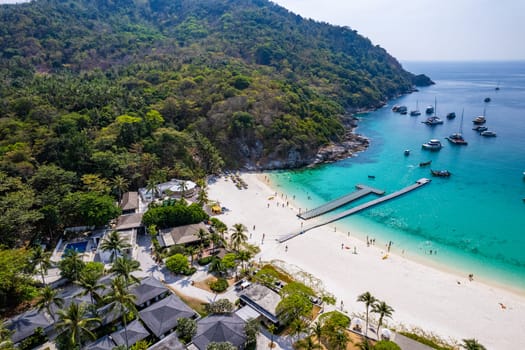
[64,240,89,253]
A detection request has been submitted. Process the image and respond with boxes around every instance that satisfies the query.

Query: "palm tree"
[35,286,64,322]
[295,336,322,350]
[112,175,129,202]
[236,249,253,271]
[357,291,377,338]
[331,330,349,350]
[110,257,141,288]
[230,223,248,252]
[371,300,394,339]
[31,246,53,285]
[105,277,137,350]
[310,320,323,346]
[268,323,276,348]
[208,257,225,277]
[100,231,131,263]
[197,188,208,206]
[145,178,159,199]
[55,303,100,348]
[210,232,224,255]
[196,228,209,255]
[186,245,199,266]
[290,319,307,342]
[178,180,188,199]
[76,269,106,306]
[460,339,487,350]
[58,249,85,282]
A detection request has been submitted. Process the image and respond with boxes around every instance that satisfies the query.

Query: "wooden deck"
[278,178,431,243]
[298,184,385,220]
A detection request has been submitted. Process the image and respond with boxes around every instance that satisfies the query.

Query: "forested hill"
[0,0,426,175]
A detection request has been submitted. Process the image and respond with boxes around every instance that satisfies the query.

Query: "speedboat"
[422,139,442,151]
[422,116,444,125]
[419,160,432,167]
[484,97,491,103]
[446,112,456,119]
[410,110,421,116]
[481,130,497,137]
[446,133,468,145]
[431,169,451,177]
[473,125,488,132]
[425,105,434,114]
[472,116,486,124]
[404,149,411,156]
[397,106,408,114]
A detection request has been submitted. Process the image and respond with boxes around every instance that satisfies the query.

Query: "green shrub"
[183,267,197,276]
[198,256,214,265]
[166,254,189,274]
[210,278,228,293]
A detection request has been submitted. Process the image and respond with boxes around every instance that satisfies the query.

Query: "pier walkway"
[298,184,385,220]
[278,178,431,243]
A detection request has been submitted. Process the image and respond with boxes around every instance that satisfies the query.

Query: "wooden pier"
[298,185,385,220]
[278,178,431,243]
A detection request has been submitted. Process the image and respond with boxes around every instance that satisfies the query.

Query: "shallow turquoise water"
[270,62,525,292]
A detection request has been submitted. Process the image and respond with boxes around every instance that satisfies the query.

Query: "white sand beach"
[208,173,525,350]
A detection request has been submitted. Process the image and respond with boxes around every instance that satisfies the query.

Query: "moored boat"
[481,130,497,137]
[404,149,411,156]
[446,133,468,145]
[425,105,434,114]
[446,112,456,119]
[422,116,444,125]
[473,125,488,132]
[484,97,491,103]
[422,139,443,151]
[419,160,432,167]
[410,100,421,116]
[446,109,467,145]
[472,116,486,124]
[431,169,451,177]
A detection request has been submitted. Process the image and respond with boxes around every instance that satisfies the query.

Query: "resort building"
[158,223,209,248]
[238,283,282,325]
[114,212,145,234]
[120,191,139,214]
[139,294,198,339]
[5,309,54,346]
[139,179,198,202]
[130,276,170,309]
[190,313,247,350]
[110,319,150,348]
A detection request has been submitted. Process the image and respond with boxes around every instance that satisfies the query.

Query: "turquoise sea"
[270,61,525,293]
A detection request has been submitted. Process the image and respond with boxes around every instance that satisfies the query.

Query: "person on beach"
[285,245,288,252]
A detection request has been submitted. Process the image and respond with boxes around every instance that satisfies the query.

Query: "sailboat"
[446,109,468,145]
[422,97,443,125]
[410,100,421,116]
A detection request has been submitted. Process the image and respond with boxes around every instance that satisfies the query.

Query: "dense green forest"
[0,0,429,248]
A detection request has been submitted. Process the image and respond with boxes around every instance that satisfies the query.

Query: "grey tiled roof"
[147,332,186,350]
[110,319,150,346]
[139,294,196,337]
[83,335,117,350]
[130,276,169,306]
[192,314,246,350]
[6,309,53,343]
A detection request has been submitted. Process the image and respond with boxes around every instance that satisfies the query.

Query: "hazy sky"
[272,0,525,61]
[1,0,524,61]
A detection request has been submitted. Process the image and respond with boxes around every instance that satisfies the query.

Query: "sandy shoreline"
[207,173,525,349]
